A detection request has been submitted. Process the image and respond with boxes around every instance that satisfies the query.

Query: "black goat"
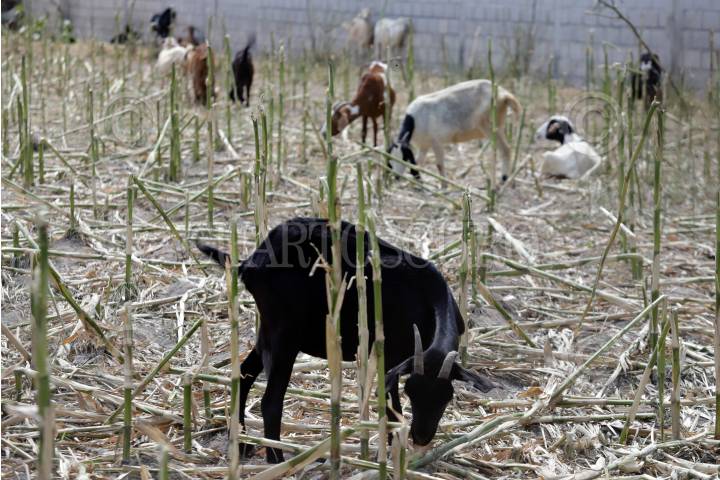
[150,7,176,39]
[197,217,495,463]
[110,25,140,44]
[229,35,256,106]
[631,52,663,108]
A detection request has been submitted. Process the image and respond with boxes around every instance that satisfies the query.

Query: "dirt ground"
[1,33,719,479]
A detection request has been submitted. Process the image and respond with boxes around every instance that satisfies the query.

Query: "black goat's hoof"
[501,174,508,183]
[266,447,285,464]
[238,442,256,458]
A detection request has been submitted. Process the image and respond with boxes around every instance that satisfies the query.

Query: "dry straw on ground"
[1,16,719,480]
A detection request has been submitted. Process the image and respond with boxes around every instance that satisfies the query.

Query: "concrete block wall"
[29,0,719,89]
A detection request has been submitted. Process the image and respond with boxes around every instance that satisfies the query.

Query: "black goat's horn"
[438,351,457,379]
[413,324,423,375]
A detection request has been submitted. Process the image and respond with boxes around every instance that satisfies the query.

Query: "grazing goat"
[534,115,601,179]
[197,217,495,463]
[150,7,176,39]
[1,0,23,30]
[321,61,396,146]
[343,8,374,52]
[631,52,663,108]
[229,35,256,106]
[374,17,410,57]
[110,24,140,44]
[188,43,213,105]
[155,37,191,75]
[179,25,205,47]
[388,79,521,183]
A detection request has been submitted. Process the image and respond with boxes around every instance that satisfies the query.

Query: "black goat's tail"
[241,33,256,60]
[196,242,244,274]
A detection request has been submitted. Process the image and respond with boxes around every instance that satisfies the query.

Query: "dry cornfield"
[1,17,719,480]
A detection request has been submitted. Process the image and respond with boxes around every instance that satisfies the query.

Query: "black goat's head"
[386,325,495,446]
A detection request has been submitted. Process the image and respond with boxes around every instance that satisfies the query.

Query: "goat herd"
[119,6,663,465]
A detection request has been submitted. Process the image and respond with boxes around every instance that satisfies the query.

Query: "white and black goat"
[631,52,663,109]
[388,79,521,182]
[534,115,602,179]
[197,217,496,463]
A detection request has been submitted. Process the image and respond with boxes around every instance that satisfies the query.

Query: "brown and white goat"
[321,61,395,146]
[187,43,214,106]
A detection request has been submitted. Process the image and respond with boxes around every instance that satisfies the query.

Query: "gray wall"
[31,0,720,89]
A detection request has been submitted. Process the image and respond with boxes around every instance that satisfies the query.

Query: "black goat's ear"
[452,365,496,392]
[385,357,412,391]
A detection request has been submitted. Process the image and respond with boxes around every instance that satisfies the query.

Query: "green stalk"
[88,87,98,218]
[547,57,556,114]
[657,304,667,439]
[2,109,9,157]
[459,192,471,366]
[122,306,134,462]
[169,63,181,181]
[301,60,308,163]
[224,34,233,143]
[21,56,33,188]
[253,112,268,244]
[277,44,285,173]
[368,213,387,480]
[228,220,240,479]
[125,179,134,302]
[207,116,215,229]
[670,310,681,440]
[406,21,415,102]
[70,182,77,232]
[324,60,343,480]
[650,108,664,350]
[383,49,392,151]
[193,115,200,163]
[158,445,169,480]
[37,139,44,184]
[12,222,20,267]
[355,164,370,460]
[183,373,193,453]
[510,107,525,175]
[488,39,498,189]
[32,221,53,479]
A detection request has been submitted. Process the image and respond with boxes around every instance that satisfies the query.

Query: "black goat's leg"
[260,346,298,463]
[362,116,368,144]
[372,117,378,147]
[386,381,403,444]
[238,348,263,458]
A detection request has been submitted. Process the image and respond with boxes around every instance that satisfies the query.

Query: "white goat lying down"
[388,79,521,182]
[534,115,602,179]
[156,37,191,75]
